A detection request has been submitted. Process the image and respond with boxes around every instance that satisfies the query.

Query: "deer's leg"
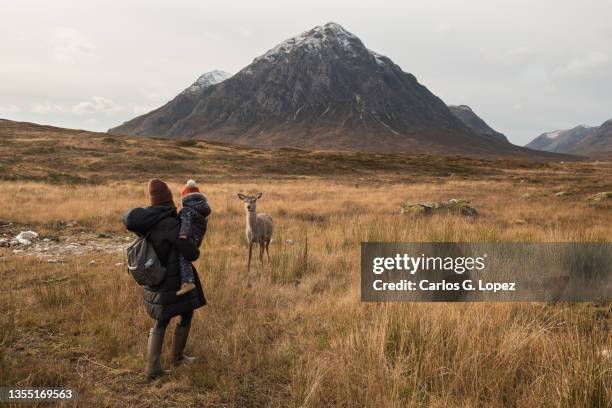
[247,242,253,271]
[265,240,271,262]
[259,241,265,262]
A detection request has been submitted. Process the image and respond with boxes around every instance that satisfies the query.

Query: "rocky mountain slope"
[109,22,538,156]
[448,105,508,143]
[569,120,612,156]
[526,119,612,156]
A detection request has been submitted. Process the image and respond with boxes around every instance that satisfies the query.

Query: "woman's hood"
[122,205,176,235]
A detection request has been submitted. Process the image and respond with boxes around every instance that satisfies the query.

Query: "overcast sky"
[1,0,611,145]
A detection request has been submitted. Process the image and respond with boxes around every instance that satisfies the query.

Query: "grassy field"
[0,121,611,407]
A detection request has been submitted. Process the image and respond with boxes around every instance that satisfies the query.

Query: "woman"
[123,178,207,379]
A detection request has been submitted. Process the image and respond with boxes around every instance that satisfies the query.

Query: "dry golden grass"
[0,171,610,407]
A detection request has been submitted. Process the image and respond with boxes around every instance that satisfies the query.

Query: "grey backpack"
[126,233,166,286]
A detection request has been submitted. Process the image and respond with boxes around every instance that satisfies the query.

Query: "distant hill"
[448,105,508,143]
[110,22,545,157]
[569,120,612,157]
[526,125,595,153]
[526,119,612,157]
[0,118,573,185]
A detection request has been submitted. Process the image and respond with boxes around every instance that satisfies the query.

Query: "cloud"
[49,27,94,65]
[72,96,121,114]
[0,104,22,113]
[483,46,534,64]
[503,47,533,58]
[141,81,174,101]
[236,27,253,38]
[552,51,610,79]
[30,97,146,116]
[437,22,452,34]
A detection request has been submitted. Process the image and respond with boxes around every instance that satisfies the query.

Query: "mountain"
[181,70,232,95]
[569,119,612,156]
[526,120,612,156]
[448,105,508,143]
[526,125,595,152]
[110,22,545,156]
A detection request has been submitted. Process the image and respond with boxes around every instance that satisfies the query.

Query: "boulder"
[401,198,478,217]
[15,231,39,246]
[589,192,611,202]
[588,191,611,208]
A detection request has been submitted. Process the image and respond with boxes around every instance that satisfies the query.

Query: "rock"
[15,231,38,246]
[65,220,78,227]
[520,193,531,199]
[554,191,566,197]
[114,262,124,267]
[12,249,24,254]
[0,238,8,247]
[286,239,295,245]
[47,259,62,264]
[97,233,112,239]
[513,219,527,225]
[401,199,477,217]
[88,260,96,265]
[599,349,611,359]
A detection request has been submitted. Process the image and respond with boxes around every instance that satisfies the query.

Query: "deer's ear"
[254,192,263,200]
[237,193,247,201]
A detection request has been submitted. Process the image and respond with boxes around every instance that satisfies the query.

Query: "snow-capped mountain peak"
[183,70,232,94]
[449,105,473,112]
[254,22,375,63]
[543,130,562,139]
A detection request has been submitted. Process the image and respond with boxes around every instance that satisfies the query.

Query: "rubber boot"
[172,323,196,366]
[145,327,168,379]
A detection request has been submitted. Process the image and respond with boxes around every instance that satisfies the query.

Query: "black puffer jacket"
[123,205,206,320]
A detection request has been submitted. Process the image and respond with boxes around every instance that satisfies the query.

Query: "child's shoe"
[176,282,196,296]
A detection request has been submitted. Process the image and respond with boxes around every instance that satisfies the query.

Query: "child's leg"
[177,254,196,296]
[179,254,195,284]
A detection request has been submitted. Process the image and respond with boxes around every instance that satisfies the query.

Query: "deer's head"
[237,192,262,213]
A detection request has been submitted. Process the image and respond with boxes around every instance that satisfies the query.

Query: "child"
[176,180,211,296]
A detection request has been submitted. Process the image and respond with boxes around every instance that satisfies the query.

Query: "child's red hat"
[180,179,200,197]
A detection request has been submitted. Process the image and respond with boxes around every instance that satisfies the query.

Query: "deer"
[237,192,273,270]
